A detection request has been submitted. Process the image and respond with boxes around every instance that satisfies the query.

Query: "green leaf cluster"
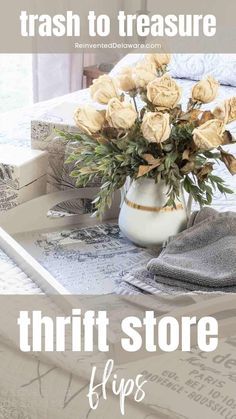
[59,120,234,218]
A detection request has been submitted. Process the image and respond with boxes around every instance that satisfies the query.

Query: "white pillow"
[110,53,236,87]
[170,54,236,86]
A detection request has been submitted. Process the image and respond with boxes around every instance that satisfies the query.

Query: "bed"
[0,53,236,296]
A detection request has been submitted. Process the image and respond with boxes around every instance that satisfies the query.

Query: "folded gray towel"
[147,207,236,291]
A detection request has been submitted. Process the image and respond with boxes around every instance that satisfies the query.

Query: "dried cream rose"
[193,119,224,150]
[147,74,182,109]
[213,104,227,122]
[141,111,171,143]
[106,98,137,130]
[74,106,105,134]
[116,67,136,91]
[133,58,157,89]
[147,53,171,68]
[220,149,236,175]
[90,75,119,104]
[192,76,219,104]
[213,96,236,123]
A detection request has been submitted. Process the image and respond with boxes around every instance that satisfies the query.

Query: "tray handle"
[0,188,120,235]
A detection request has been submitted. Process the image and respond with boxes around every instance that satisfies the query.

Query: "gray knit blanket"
[116,207,236,295]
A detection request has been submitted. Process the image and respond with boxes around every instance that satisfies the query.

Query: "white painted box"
[0,145,48,211]
[31,102,80,193]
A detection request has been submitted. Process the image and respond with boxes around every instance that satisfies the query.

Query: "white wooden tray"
[0,188,122,295]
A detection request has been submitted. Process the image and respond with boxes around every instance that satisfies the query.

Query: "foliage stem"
[133,96,139,117]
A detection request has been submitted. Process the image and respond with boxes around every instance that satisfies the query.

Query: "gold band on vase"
[124,197,184,213]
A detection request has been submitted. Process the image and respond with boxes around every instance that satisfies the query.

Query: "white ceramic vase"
[118,178,189,247]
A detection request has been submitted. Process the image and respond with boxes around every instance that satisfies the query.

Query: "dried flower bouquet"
[61,54,236,216]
